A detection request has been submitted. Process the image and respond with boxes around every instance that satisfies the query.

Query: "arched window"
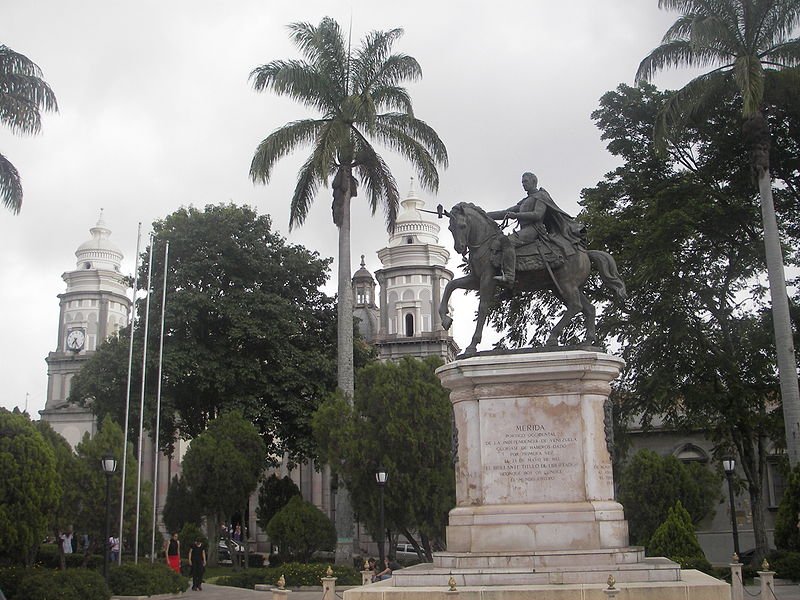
[405,313,414,337]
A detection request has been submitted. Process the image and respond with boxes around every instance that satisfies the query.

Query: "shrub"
[215,563,360,588]
[33,544,103,570]
[0,566,28,600]
[647,500,712,572]
[257,474,302,531]
[774,465,800,552]
[108,562,187,596]
[179,522,208,558]
[249,553,266,568]
[769,550,800,581]
[619,449,721,546]
[266,496,336,562]
[16,568,109,600]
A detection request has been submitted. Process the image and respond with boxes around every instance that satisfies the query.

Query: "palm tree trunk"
[334,171,355,564]
[758,169,800,468]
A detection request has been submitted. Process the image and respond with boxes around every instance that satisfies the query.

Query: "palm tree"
[0,44,58,214]
[249,18,447,398]
[636,1,800,469]
[249,17,447,562]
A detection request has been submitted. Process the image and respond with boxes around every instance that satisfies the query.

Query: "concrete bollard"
[729,555,743,600]
[361,569,373,585]
[757,560,775,600]
[321,576,337,599]
[271,589,291,600]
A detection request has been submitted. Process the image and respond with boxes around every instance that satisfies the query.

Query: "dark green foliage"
[256,474,302,532]
[0,566,28,600]
[15,568,109,600]
[266,496,336,562]
[34,544,103,569]
[618,449,721,546]
[768,551,800,581]
[313,357,455,560]
[774,464,800,551]
[648,501,711,572]
[162,475,203,533]
[579,80,800,560]
[70,203,339,463]
[178,522,208,558]
[182,411,264,566]
[74,416,153,557]
[215,563,360,588]
[108,562,186,596]
[0,408,60,566]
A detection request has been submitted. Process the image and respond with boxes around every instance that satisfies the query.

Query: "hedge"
[216,563,360,588]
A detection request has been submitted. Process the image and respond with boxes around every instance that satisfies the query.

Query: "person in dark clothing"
[188,539,206,591]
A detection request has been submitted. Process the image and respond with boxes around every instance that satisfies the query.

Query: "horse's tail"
[587,250,627,301]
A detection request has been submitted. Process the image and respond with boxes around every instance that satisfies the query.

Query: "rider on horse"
[486,172,586,286]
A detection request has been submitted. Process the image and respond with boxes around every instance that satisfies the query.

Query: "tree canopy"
[0,408,60,566]
[636,0,800,469]
[181,411,265,566]
[618,449,721,547]
[313,357,455,560]
[0,44,58,213]
[579,80,800,560]
[70,203,341,463]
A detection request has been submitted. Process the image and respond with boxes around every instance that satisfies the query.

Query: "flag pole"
[119,223,142,564]
[150,241,169,562]
[134,233,155,562]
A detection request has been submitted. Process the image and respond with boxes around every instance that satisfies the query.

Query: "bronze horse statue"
[438,202,626,355]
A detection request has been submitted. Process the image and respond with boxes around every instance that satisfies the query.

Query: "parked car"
[395,543,419,558]
[218,538,245,563]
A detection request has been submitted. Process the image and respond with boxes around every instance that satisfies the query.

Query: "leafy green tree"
[181,411,265,567]
[70,203,339,463]
[0,44,58,213]
[636,0,800,468]
[648,500,711,571]
[162,475,203,534]
[256,474,302,532]
[266,496,336,563]
[313,357,455,560]
[74,416,153,559]
[0,408,60,566]
[618,449,721,547]
[580,81,798,562]
[774,464,800,551]
[35,421,83,564]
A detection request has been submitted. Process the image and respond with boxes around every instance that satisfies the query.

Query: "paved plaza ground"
[118,580,800,600]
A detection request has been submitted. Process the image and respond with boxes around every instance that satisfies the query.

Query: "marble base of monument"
[342,350,730,600]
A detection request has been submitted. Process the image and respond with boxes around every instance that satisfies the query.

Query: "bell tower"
[41,211,131,448]
[371,179,459,361]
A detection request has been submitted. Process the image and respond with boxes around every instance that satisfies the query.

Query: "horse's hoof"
[544,338,558,347]
[441,315,453,330]
[463,345,478,356]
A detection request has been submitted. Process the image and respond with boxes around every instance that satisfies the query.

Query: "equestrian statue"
[437,171,626,356]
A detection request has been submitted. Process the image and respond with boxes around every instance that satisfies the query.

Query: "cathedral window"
[405,314,414,337]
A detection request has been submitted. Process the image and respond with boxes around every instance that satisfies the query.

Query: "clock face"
[66,329,86,351]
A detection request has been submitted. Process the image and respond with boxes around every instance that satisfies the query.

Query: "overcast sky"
[1,1,690,416]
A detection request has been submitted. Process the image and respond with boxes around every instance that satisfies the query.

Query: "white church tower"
[41,211,131,448]
[357,179,459,362]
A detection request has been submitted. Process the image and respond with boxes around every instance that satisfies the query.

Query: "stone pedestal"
[343,350,730,600]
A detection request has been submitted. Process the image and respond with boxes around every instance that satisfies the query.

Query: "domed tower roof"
[352,254,375,283]
[388,178,441,247]
[75,209,124,272]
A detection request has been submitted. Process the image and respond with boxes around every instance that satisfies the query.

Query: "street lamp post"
[375,467,388,565]
[102,454,118,584]
[722,457,741,558]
